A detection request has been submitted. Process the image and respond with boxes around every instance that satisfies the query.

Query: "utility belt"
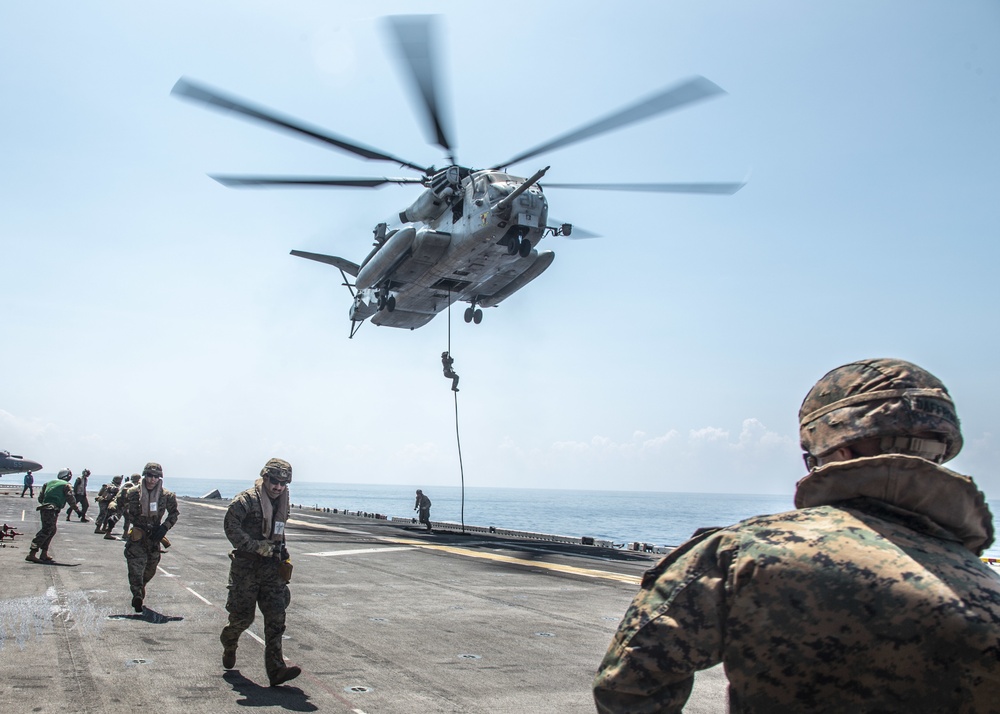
[128,525,171,548]
[232,550,274,561]
[230,550,293,583]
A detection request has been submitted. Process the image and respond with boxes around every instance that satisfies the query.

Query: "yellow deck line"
[187,501,641,585]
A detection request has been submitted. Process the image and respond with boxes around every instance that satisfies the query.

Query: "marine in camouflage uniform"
[220,458,300,687]
[93,475,123,533]
[105,473,141,540]
[26,469,84,562]
[414,489,432,531]
[594,358,1000,713]
[117,462,179,612]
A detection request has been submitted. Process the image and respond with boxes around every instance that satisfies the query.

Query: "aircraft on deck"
[0,450,42,476]
[173,15,744,338]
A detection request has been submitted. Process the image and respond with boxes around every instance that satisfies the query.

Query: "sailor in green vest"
[26,469,86,563]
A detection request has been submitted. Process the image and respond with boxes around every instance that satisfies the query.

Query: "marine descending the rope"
[441,351,460,392]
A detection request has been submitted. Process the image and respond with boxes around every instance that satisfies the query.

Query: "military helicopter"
[0,450,43,477]
[172,15,744,338]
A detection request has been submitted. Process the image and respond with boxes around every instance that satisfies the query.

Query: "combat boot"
[222,646,237,669]
[132,596,143,613]
[39,551,54,563]
[269,666,301,687]
[25,548,39,563]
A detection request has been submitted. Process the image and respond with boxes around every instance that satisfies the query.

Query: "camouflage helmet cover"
[142,462,164,479]
[799,358,962,463]
[261,458,292,483]
[112,475,123,484]
[130,473,141,482]
[57,468,73,481]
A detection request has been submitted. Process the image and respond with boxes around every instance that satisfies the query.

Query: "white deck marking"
[186,587,212,605]
[305,546,417,557]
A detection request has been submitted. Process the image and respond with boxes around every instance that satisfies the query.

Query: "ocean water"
[165,478,1000,558]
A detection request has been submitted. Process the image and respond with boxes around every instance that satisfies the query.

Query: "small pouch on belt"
[129,526,144,542]
[278,559,293,584]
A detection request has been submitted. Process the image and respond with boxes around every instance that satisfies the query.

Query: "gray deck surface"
[0,491,727,713]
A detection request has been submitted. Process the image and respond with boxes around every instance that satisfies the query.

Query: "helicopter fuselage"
[335,169,554,332]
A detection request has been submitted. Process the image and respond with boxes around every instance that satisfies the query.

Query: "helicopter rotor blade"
[210,175,427,189]
[384,15,456,164]
[542,180,746,195]
[171,77,432,175]
[493,76,726,170]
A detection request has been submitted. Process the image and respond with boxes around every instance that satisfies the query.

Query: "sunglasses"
[266,475,289,486]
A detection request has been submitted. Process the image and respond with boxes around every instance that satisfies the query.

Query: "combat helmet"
[57,468,73,481]
[142,462,163,479]
[261,458,292,484]
[112,475,123,484]
[799,358,962,467]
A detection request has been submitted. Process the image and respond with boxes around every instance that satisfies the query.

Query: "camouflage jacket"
[96,483,119,503]
[116,485,179,534]
[593,455,1000,713]
[109,483,136,516]
[224,486,289,558]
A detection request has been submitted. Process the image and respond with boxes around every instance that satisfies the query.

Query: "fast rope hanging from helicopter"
[443,300,465,533]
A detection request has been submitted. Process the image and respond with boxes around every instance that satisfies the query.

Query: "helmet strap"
[879,436,948,463]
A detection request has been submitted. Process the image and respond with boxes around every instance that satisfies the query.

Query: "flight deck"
[0,492,727,713]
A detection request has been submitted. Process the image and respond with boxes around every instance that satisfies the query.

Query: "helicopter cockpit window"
[472,175,488,200]
[485,173,515,202]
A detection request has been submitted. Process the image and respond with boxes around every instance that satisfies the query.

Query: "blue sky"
[2,1,998,496]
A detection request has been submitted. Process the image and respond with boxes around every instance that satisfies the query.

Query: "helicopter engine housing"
[355,226,453,292]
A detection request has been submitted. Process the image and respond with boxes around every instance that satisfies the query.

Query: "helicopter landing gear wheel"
[473,308,483,324]
[506,238,519,256]
[386,295,396,312]
[464,307,474,323]
[518,238,532,258]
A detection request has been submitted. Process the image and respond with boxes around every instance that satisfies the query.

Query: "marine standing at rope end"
[415,489,433,532]
[441,351,460,392]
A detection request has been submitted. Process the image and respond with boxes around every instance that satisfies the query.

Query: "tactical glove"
[254,540,277,557]
[150,524,169,543]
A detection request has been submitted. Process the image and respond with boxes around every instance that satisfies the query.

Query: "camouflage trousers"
[124,536,162,599]
[221,555,291,680]
[94,502,110,531]
[30,508,59,553]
